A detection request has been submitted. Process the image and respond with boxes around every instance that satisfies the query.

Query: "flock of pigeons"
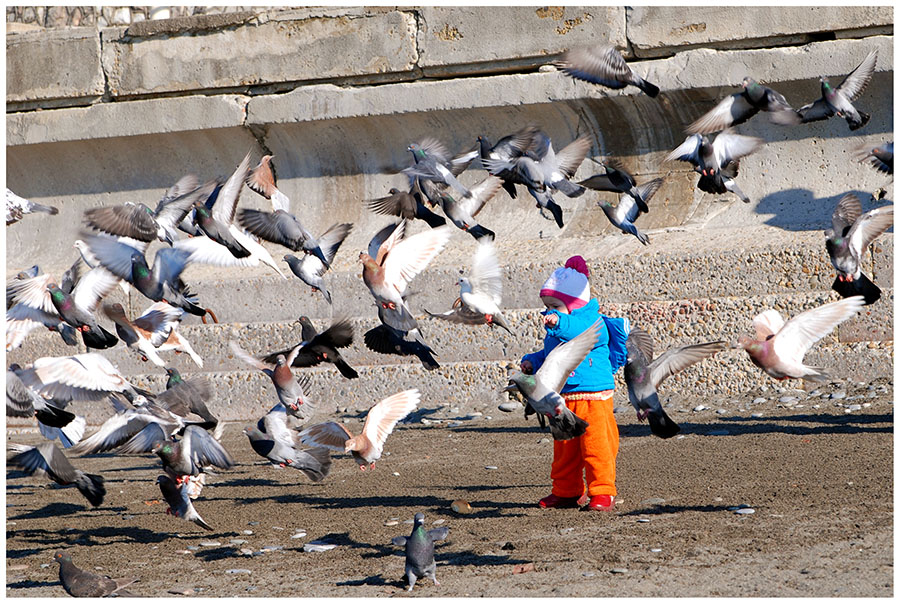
[5,42,894,594]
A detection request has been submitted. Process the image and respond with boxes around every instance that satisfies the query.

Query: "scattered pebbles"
[225,569,251,575]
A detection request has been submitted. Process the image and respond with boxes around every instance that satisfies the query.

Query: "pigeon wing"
[297,421,354,451]
[752,309,786,340]
[772,296,865,362]
[84,205,159,242]
[212,151,252,225]
[687,93,756,134]
[360,389,420,452]
[183,425,234,470]
[649,340,727,389]
[71,267,120,314]
[831,193,863,235]
[712,129,763,168]
[847,205,893,258]
[381,225,453,294]
[536,319,603,393]
[665,134,703,165]
[469,240,503,305]
[836,50,877,101]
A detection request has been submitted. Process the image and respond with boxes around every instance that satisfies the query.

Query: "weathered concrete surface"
[6,27,104,103]
[628,6,894,57]
[101,11,418,98]
[417,6,623,75]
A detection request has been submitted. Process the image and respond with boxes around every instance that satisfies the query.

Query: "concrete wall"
[6,7,894,423]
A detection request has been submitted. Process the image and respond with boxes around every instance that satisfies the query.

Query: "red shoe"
[586,494,615,511]
[539,493,589,509]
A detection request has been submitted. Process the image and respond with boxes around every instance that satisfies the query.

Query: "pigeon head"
[46,283,64,301]
[151,441,174,458]
[53,551,73,564]
[504,373,535,394]
[458,277,472,293]
[413,512,426,527]
[737,335,762,354]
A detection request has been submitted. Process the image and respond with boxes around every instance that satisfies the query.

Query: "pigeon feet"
[140,355,148,362]
[636,409,648,422]
[201,308,219,324]
[380,302,397,310]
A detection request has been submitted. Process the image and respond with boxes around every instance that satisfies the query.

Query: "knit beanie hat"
[540,256,590,311]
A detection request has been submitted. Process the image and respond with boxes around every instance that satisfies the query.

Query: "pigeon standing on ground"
[738,296,866,382]
[555,44,660,97]
[261,316,359,379]
[597,177,663,245]
[156,474,213,531]
[298,389,420,470]
[283,222,353,304]
[624,328,726,439]
[53,551,138,597]
[8,443,106,507]
[7,188,59,225]
[665,129,763,203]
[824,193,894,305]
[504,319,602,440]
[391,512,450,591]
[775,50,877,130]
[687,77,799,134]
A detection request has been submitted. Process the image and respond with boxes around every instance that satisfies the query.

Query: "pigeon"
[174,226,287,280]
[427,240,513,334]
[15,352,138,403]
[391,512,450,591]
[156,474,213,531]
[283,222,353,304]
[687,77,799,134]
[824,193,893,305]
[579,157,650,213]
[7,264,40,307]
[297,389,420,470]
[857,141,893,175]
[665,129,762,203]
[555,44,660,97]
[7,367,85,447]
[245,154,291,212]
[191,153,253,258]
[52,551,138,597]
[151,376,218,431]
[360,220,453,331]
[72,238,132,297]
[403,139,473,197]
[6,264,83,351]
[477,126,539,199]
[243,407,332,481]
[7,188,59,225]
[236,207,330,266]
[364,308,441,371]
[775,50,877,130]
[624,328,726,438]
[8,443,105,507]
[364,187,446,228]
[484,132,590,199]
[504,319,603,440]
[230,340,312,413]
[598,177,663,245]
[261,316,359,379]
[738,296,865,382]
[152,425,234,483]
[103,301,181,366]
[416,175,502,241]
[82,174,203,245]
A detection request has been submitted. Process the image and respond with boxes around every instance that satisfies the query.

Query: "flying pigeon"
[297,389,420,470]
[665,129,762,203]
[191,153,254,258]
[8,443,105,507]
[477,126,539,199]
[483,133,590,200]
[156,474,213,531]
[7,188,58,225]
[403,139,473,197]
[360,220,453,331]
[283,222,353,304]
[504,319,603,440]
[824,193,893,305]
[230,340,312,413]
[555,44,660,97]
[579,157,651,213]
[53,551,138,597]
[243,406,332,481]
[364,307,441,371]
[775,50,877,130]
[598,177,663,245]
[416,175,502,241]
[7,367,85,447]
[15,352,138,403]
[261,316,359,379]
[624,328,726,438]
[103,302,184,366]
[152,424,234,484]
[6,263,84,351]
[856,141,893,175]
[738,296,865,382]
[364,187,446,228]
[236,206,330,266]
[427,240,513,334]
[391,512,450,591]
[245,154,291,212]
[687,77,799,134]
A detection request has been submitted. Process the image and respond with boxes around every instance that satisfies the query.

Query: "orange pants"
[550,392,619,498]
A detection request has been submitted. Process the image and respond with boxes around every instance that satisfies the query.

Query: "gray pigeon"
[687,77,799,134]
[363,187,447,228]
[8,443,106,507]
[7,188,59,225]
[7,366,85,448]
[665,129,762,203]
[579,158,650,213]
[283,222,353,304]
[151,424,234,482]
[776,50,877,130]
[477,127,539,199]
[857,141,892,175]
[555,44,660,97]
[53,551,138,597]
[416,175,501,241]
[504,319,602,440]
[237,207,330,266]
[624,328,726,439]
[243,406,332,481]
[230,340,312,414]
[156,474,213,531]
[824,193,893,305]
[598,178,663,245]
[391,512,450,591]
[403,139,473,197]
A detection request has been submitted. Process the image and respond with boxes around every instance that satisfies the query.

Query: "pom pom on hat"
[540,264,590,311]
[565,255,589,277]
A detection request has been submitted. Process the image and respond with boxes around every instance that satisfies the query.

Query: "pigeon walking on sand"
[624,328,726,439]
[53,551,138,597]
[8,443,106,507]
[298,389,420,470]
[391,512,450,591]
[555,44,660,97]
[824,193,893,305]
[738,296,865,382]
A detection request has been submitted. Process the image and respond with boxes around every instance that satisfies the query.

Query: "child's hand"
[520,360,533,374]
[542,313,559,328]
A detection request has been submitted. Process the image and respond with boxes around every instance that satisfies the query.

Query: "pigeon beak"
[502,383,517,393]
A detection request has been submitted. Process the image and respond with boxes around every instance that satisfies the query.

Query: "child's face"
[541,295,569,314]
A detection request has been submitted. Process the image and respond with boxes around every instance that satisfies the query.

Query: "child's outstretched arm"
[545,308,598,342]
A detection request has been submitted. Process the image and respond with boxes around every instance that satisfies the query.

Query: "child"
[520,256,630,511]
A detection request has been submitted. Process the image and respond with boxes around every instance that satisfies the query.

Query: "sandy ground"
[5,377,893,598]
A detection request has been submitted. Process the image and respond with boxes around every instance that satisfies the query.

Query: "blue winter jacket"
[521,298,630,393]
